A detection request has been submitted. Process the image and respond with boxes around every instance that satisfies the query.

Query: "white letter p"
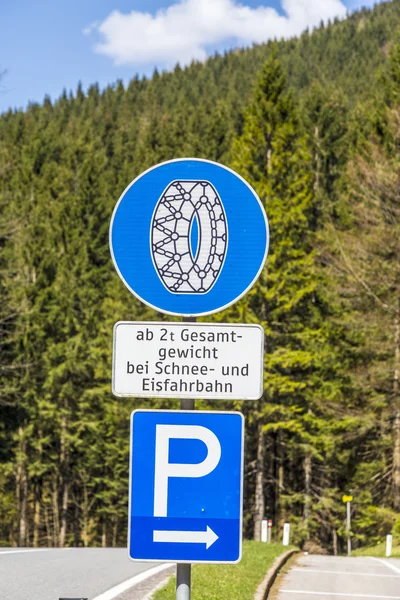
[153,425,221,517]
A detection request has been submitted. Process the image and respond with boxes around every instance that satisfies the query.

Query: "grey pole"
[176,562,192,600]
[346,501,351,557]
[176,317,196,600]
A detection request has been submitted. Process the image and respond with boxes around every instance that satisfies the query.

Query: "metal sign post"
[346,501,351,556]
[176,562,191,600]
[177,317,195,600]
[175,417,193,600]
[110,159,269,600]
[176,394,194,600]
[342,495,353,556]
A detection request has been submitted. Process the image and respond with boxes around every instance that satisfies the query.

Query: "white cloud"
[87,0,348,68]
[83,21,101,36]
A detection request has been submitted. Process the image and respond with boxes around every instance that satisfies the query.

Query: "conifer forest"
[1,0,400,554]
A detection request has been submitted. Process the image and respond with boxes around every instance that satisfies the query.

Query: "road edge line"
[369,557,400,575]
[254,549,299,600]
[142,573,174,600]
[0,549,49,555]
[92,563,174,600]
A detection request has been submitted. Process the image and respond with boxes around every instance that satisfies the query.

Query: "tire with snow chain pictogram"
[151,180,228,294]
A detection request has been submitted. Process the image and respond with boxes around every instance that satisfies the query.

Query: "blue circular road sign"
[110,159,269,317]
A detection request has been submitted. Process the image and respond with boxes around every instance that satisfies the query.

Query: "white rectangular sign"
[113,322,264,400]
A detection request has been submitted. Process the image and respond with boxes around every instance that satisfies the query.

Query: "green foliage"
[392,518,400,540]
[231,53,351,548]
[352,504,398,546]
[0,0,400,552]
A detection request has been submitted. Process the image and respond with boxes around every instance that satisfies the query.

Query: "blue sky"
[0,0,381,113]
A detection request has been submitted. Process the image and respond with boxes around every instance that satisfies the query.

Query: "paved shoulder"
[274,554,400,599]
[0,548,168,600]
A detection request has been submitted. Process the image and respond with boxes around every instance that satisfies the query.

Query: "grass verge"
[353,540,400,558]
[153,542,288,600]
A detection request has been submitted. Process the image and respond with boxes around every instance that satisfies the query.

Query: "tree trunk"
[253,424,265,541]
[303,453,312,539]
[393,298,400,510]
[33,436,43,548]
[112,518,118,548]
[82,479,89,547]
[18,474,27,547]
[278,462,284,518]
[16,428,27,547]
[44,503,52,547]
[102,520,107,548]
[303,407,313,539]
[59,412,69,548]
[73,502,81,547]
[332,528,338,556]
[314,125,320,193]
[266,147,272,174]
[275,430,284,527]
[59,482,69,548]
[52,478,60,546]
[33,491,41,547]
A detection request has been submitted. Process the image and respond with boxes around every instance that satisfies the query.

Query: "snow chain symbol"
[151,181,228,294]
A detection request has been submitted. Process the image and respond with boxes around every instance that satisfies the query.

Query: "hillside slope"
[0,0,400,551]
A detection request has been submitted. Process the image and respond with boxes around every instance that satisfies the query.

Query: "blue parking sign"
[129,410,244,563]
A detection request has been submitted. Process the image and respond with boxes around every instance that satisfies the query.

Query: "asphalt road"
[275,554,400,599]
[0,548,172,600]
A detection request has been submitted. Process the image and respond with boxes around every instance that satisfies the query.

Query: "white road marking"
[0,549,49,555]
[292,568,400,578]
[369,558,400,575]
[92,563,174,600]
[142,574,172,600]
[280,591,400,598]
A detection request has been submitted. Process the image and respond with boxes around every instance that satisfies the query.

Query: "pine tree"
[232,55,345,546]
[322,41,400,521]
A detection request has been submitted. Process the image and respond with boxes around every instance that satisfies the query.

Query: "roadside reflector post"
[386,534,393,557]
[346,501,351,556]
[283,523,290,546]
[267,519,273,543]
[261,520,268,543]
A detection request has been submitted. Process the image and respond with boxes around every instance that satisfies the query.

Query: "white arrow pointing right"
[153,526,219,549]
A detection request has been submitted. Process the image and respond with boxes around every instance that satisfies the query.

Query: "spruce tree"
[336,47,400,510]
[232,55,345,545]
